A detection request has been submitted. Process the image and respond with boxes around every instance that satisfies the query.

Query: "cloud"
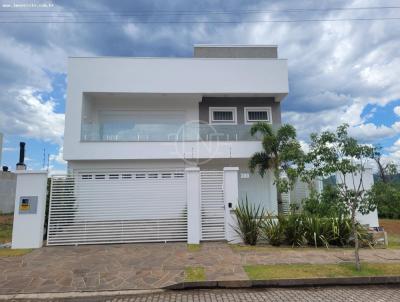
[348,123,396,143]
[0,88,64,144]
[0,0,399,165]
[50,146,66,165]
[2,147,17,152]
[394,106,400,117]
[387,139,400,165]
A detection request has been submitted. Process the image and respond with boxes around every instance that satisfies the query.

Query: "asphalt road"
[10,286,400,302]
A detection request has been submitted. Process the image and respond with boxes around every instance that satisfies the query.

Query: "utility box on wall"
[12,171,48,249]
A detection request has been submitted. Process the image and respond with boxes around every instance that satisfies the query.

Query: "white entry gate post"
[186,167,201,244]
[12,171,48,249]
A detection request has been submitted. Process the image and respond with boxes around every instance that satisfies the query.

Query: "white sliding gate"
[200,171,225,241]
[47,170,187,245]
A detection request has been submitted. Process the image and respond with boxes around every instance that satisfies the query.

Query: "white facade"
[58,45,288,245]
[64,55,288,162]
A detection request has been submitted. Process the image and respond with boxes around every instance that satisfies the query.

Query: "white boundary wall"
[336,167,379,228]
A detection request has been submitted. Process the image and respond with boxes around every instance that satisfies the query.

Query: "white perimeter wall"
[336,167,379,227]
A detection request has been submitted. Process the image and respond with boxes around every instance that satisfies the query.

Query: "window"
[244,107,272,124]
[81,174,92,180]
[95,174,105,180]
[209,107,237,124]
[109,174,119,179]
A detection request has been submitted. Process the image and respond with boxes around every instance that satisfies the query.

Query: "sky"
[0,0,399,174]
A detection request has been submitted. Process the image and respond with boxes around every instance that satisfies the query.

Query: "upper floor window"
[209,107,237,124]
[244,107,272,124]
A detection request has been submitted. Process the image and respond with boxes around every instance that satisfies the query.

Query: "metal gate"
[47,170,187,245]
[200,171,225,241]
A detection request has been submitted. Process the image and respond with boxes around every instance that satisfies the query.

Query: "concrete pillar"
[12,171,48,249]
[185,167,201,244]
[223,167,241,243]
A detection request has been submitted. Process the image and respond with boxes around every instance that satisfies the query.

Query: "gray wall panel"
[199,97,281,125]
[194,46,278,58]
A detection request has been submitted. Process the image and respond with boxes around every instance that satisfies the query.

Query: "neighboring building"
[0,171,16,214]
[0,133,17,214]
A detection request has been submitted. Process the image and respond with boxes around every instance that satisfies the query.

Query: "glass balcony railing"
[81,122,261,142]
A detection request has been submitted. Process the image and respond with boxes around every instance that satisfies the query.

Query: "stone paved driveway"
[1,242,400,294]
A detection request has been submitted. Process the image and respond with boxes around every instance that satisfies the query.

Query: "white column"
[12,171,48,249]
[223,167,241,243]
[185,167,201,244]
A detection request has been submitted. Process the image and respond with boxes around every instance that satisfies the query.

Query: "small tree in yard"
[249,122,303,214]
[299,124,376,270]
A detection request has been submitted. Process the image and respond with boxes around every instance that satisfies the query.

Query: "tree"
[369,181,400,219]
[373,145,398,183]
[249,122,303,214]
[302,184,347,218]
[298,124,376,270]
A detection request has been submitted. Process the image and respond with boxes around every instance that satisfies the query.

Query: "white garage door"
[47,170,187,245]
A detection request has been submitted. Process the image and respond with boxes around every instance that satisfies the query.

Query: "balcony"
[81,122,260,142]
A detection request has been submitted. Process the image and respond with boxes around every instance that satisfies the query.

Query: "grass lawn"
[187,244,201,252]
[185,266,206,282]
[379,219,400,248]
[0,214,13,244]
[0,249,31,257]
[245,263,400,280]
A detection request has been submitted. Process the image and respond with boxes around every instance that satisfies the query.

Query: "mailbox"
[18,196,38,214]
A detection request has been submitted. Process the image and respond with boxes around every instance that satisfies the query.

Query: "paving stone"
[10,287,400,302]
[1,242,400,294]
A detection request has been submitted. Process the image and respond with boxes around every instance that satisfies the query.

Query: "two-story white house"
[50,45,289,246]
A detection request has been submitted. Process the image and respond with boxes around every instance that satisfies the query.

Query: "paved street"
[8,286,400,302]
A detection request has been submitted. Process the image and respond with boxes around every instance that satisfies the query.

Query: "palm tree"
[249,122,303,214]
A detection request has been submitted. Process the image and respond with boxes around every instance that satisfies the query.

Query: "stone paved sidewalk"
[1,242,400,294]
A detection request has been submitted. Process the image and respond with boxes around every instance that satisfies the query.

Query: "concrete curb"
[0,289,165,301]
[165,276,400,290]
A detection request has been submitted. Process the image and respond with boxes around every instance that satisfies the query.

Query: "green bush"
[261,214,285,246]
[281,214,307,247]
[234,197,264,245]
[234,197,373,248]
[302,185,347,217]
[303,216,332,247]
